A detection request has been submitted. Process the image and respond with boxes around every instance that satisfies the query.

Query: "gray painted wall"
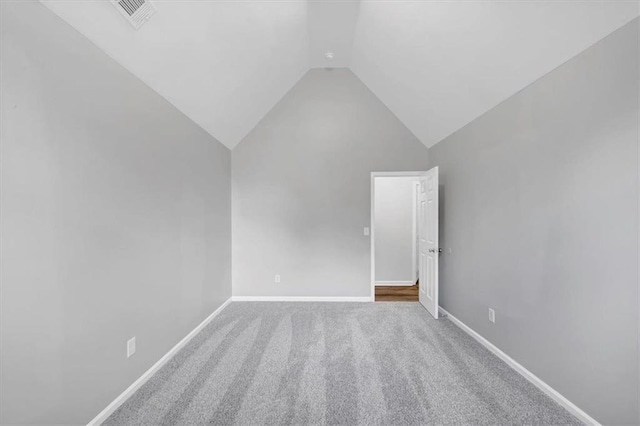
[429,19,639,425]
[374,177,417,283]
[0,2,231,424]
[232,68,429,298]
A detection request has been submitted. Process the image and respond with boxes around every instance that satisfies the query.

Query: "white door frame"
[413,180,420,282]
[370,171,427,301]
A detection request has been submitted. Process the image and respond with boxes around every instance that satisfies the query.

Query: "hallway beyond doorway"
[375,283,419,302]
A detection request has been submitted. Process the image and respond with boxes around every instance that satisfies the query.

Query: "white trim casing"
[374,281,415,286]
[412,180,419,282]
[440,308,601,426]
[87,298,233,426]
[231,296,372,302]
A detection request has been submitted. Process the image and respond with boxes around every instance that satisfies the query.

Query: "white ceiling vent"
[110,0,156,30]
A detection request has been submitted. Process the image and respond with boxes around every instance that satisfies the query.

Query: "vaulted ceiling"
[41,0,639,150]
[351,1,640,147]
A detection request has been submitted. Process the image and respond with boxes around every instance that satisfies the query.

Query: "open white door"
[418,167,439,319]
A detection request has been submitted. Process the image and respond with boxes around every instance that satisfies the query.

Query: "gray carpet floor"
[104,302,580,425]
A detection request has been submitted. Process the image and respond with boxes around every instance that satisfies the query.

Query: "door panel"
[419,167,439,318]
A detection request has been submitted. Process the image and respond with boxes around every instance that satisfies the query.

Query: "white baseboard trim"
[231,296,372,302]
[87,297,232,426]
[375,281,415,286]
[440,308,600,426]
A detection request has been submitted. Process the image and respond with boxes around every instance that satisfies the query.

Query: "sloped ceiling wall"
[351,1,640,147]
[40,0,639,149]
[40,0,310,149]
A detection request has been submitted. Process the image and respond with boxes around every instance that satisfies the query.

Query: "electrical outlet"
[364,227,370,236]
[127,337,136,358]
[275,275,281,283]
[488,308,496,324]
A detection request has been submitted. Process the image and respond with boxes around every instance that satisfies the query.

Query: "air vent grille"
[110,0,156,30]
[119,0,145,16]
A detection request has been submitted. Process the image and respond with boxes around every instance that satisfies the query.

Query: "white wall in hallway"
[374,177,418,283]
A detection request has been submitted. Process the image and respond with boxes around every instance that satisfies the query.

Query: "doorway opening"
[370,170,439,318]
[371,174,420,301]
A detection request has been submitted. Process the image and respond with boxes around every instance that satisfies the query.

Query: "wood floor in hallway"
[375,284,419,301]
